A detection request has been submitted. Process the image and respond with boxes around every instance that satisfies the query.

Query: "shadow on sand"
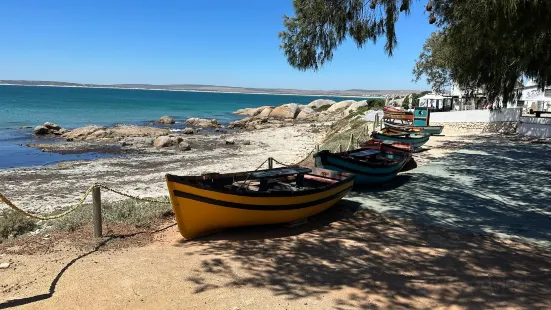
[174,135,551,308]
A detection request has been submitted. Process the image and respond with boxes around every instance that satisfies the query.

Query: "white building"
[515,80,551,113]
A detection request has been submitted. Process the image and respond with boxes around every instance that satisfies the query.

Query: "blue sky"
[0,0,435,90]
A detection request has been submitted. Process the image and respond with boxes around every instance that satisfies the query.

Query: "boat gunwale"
[165,168,355,198]
[315,150,410,176]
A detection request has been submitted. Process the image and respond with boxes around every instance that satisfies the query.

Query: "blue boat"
[372,129,430,149]
[313,149,410,186]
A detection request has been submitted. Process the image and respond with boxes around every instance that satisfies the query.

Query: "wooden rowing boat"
[383,107,414,121]
[165,166,354,239]
[383,121,444,135]
[313,148,410,186]
[360,138,414,153]
[372,129,430,149]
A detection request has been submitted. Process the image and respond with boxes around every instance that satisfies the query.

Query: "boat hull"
[313,150,409,186]
[372,132,430,149]
[165,172,354,239]
[384,123,444,135]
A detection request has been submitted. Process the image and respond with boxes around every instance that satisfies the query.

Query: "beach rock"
[296,106,317,121]
[345,100,369,114]
[88,129,111,140]
[154,136,172,148]
[109,126,170,138]
[170,136,184,144]
[182,127,195,134]
[0,262,10,269]
[317,111,343,122]
[233,106,273,117]
[44,122,61,130]
[178,141,191,151]
[19,126,32,129]
[243,140,251,145]
[34,125,50,135]
[157,116,175,124]
[327,100,356,112]
[185,117,220,128]
[228,117,252,129]
[225,139,235,145]
[62,126,106,140]
[308,99,336,108]
[269,103,300,119]
[258,107,273,118]
[233,107,256,116]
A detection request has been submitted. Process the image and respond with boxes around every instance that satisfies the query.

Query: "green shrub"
[0,210,38,242]
[312,104,332,112]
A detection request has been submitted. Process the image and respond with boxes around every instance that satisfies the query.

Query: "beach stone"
[157,116,175,124]
[233,106,273,117]
[109,126,170,138]
[228,117,252,129]
[307,99,336,108]
[257,107,273,118]
[170,136,184,144]
[243,140,251,145]
[296,106,317,121]
[62,125,107,140]
[34,125,50,135]
[185,117,220,128]
[345,100,369,114]
[178,141,191,151]
[327,100,356,112]
[44,122,61,130]
[225,139,235,145]
[182,127,195,134]
[154,136,172,148]
[0,262,10,269]
[269,103,300,119]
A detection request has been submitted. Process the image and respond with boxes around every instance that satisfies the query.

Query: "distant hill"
[0,80,425,97]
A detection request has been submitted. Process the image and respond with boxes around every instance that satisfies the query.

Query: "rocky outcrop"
[269,103,300,119]
[327,100,356,112]
[308,99,336,108]
[157,116,175,124]
[345,100,368,114]
[34,122,68,136]
[62,125,170,141]
[258,107,273,118]
[34,126,50,135]
[233,106,273,117]
[296,106,317,121]
[185,117,220,128]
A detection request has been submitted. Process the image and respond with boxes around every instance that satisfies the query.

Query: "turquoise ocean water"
[0,85,366,168]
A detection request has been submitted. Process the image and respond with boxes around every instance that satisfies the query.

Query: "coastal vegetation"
[0,198,172,243]
[0,210,37,242]
[280,0,551,103]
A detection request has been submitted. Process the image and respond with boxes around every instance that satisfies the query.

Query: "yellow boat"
[165,166,354,239]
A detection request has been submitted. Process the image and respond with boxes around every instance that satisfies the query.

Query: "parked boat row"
[165,108,441,239]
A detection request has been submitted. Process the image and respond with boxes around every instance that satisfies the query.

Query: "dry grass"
[53,198,172,232]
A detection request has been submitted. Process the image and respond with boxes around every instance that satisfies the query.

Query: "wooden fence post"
[268,157,274,169]
[92,185,102,238]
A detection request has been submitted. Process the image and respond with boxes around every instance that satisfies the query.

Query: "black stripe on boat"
[172,186,352,211]
[166,173,355,197]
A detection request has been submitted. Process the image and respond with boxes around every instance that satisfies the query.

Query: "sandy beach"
[0,123,323,214]
[2,121,551,309]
